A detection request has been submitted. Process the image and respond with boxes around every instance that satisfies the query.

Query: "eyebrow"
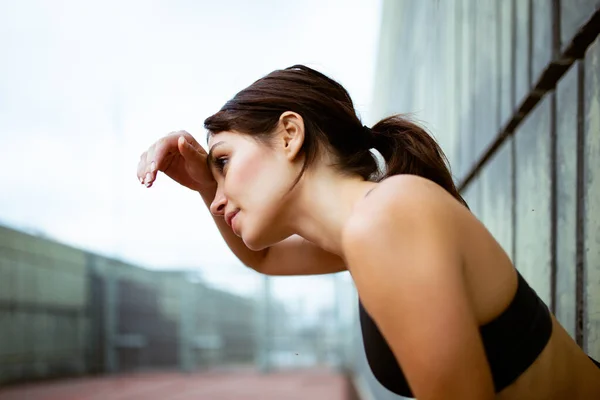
[206,141,225,169]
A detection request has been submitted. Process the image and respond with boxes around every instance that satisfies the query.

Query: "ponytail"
[370,114,468,207]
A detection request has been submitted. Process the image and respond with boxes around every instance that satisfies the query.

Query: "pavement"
[0,369,350,400]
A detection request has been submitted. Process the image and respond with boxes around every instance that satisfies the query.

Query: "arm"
[343,177,494,400]
[138,132,346,277]
[199,188,346,276]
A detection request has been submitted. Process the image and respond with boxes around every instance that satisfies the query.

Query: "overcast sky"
[0,0,382,311]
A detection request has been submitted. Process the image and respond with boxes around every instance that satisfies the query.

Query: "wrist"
[197,182,217,198]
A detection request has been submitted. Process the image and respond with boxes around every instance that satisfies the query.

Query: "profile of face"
[207,112,305,250]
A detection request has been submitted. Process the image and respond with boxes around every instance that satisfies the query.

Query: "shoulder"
[344,175,457,243]
[365,174,457,214]
[341,175,463,273]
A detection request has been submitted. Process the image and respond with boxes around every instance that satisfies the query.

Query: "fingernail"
[150,161,156,172]
[145,172,152,183]
[139,176,143,184]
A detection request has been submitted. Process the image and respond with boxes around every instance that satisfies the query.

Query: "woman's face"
[207,129,301,250]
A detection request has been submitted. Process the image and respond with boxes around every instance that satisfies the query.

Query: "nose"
[210,187,227,216]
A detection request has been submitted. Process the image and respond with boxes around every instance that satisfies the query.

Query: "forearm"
[198,187,268,271]
[198,186,345,276]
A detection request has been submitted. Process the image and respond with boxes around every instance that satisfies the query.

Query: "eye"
[215,156,229,173]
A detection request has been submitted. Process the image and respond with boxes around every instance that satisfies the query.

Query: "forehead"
[207,130,244,148]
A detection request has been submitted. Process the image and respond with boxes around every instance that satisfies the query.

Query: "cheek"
[228,155,265,190]
[228,152,281,205]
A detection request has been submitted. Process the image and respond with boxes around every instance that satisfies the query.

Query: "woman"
[137,65,600,399]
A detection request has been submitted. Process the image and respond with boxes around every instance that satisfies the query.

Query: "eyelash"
[215,157,229,172]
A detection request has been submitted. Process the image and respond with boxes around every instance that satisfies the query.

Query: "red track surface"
[0,369,348,400]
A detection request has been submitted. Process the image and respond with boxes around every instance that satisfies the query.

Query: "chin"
[240,224,282,252]
[238,224,266,251]
[242,235,270,252]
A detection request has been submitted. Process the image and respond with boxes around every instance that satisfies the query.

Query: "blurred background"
[1,0,599,399]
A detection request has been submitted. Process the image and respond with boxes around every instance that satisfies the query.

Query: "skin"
[137,112,600,399]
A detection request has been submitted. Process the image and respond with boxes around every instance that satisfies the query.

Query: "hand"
[137,130,215,192]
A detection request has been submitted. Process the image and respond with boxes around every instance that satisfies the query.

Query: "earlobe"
[279,111,305,161]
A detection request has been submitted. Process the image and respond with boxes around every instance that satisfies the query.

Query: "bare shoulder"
[344,175,459,243]
[341,175,467,303]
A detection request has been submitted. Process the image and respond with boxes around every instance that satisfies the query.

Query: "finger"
[143,148,158,187]
[137,151,148,184]
[143,132,185,187]
[178,131,206,155]
[144,133,180,186]
[178,135,205,162]
[151,131,195,172]
[140,131,202,188]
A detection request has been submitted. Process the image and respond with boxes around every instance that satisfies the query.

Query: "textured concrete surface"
[458,0,476,178]
[531,0,555,85]
[480,139,514,261]
[515,0,531,107]
[555,63,579,339]
[473,0,498,160]
[560,0,600,51]
[584,35,600,359]
[463,179,482,221]
[369,0,404,121]
[499,0,514,127]
[443,0,460,170]
[515,95,553,306]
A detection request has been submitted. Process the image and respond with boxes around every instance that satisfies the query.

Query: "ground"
[0,368,350,400]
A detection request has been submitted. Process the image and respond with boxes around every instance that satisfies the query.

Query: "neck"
[282,170,377,256]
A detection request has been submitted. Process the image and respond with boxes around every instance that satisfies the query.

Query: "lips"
[225,210,239,229]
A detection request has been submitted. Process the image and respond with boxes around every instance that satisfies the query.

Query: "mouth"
[225,210,240,229]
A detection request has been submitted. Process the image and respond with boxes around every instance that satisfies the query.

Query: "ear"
[278,111,305,161]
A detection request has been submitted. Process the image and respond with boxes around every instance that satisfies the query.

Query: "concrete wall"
[0,224,258,385]
[362,0,600,398]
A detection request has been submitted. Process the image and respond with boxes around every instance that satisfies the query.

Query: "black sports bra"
[359,270,553,397]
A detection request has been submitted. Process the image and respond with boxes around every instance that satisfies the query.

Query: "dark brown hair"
[204,64,467,207]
